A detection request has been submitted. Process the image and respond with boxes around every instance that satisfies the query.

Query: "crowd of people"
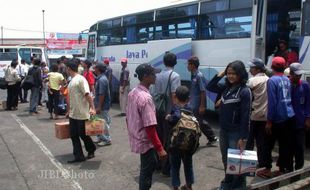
[3,48,310,190]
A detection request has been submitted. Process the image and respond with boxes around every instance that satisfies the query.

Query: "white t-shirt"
[68,74,90,120]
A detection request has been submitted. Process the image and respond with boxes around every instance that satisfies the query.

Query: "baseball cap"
[121,58,128,63]
[289,62,304,75]
[248,58,265,70]
[135,63,161,78]
[272,56,286,69]
[103,59,109,64]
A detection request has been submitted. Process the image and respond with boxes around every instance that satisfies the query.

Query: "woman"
[47,64,65,119]
[4,59,21,110]
[206,60,251,190]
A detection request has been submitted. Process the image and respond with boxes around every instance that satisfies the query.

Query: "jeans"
[69,118,96,159]
[97,110,111,142]
[170,149,194,188]
[193,110,216,141]
[219,129,246,190]
[119,86,129,114]
[139,148,158,190]
[30,87,40,113]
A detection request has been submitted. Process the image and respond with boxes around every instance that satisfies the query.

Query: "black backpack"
[21,67,35,90]
[153,71,173,116]
[170,109,201,154]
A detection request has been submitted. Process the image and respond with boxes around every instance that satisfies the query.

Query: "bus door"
[250,0,267,61]
[300,0,310,82]
[87,31,97,61]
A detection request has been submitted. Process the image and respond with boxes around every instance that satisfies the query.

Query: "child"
[166,85,195,190]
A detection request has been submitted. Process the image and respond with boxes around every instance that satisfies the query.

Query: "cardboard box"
[55,122,70,139]
[226,149,258,176]
[85,119,105,136]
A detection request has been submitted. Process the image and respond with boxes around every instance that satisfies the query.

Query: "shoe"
[207,137,218,146]
[256,168,272,179]
[180,185,192,190]
[272,170,284,177]
[67,158,86,163]
[119,113,126,116]
[87,153,95,160]
[92,137,101,143]
[97,141,111,146]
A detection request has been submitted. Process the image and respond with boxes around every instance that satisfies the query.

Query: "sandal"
[256,168,272,179]
[272,170,284,177]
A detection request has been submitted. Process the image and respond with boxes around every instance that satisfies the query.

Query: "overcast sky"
[0,0,193,38]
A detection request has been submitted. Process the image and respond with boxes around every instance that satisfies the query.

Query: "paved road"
[0,89,309,190]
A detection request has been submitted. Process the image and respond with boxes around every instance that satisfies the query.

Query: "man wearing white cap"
[289,62,310,170]
[246,58,270,178]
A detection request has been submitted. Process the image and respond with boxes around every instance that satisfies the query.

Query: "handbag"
[0,77,8,89]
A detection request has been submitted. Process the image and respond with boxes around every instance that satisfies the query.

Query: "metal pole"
[42,10,45,47]
[1,26,3,45]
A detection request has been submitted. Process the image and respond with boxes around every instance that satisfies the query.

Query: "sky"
[0,0,193,39]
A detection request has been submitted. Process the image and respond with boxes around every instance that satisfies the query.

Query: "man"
[29,58,42,115]
[152,52,181,175]
[119,58,130,116]
[58,55,68,79]
[67,61,96,163]
[18,59,29,103]
[265,56,295,175]
[246,58,270,178]
[126,63,167,190]
[187,56,218,146]
[289,63,310,170]
[94,63,112,146]
[104,58,113,105]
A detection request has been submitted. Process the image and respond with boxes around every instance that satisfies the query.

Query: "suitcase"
[55,121,70,139]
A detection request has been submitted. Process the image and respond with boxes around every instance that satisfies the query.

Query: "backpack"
[21,67,35,90]
[153,71,173,116]
[170,109,201,154]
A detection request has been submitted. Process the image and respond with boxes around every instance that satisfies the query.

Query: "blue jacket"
[291,80,310,129]
[206,75,251,139]
[267,75,295,123]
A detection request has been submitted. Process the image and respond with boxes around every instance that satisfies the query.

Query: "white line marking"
[12,114,82,190]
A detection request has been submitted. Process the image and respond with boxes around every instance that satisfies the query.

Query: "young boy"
[166,85,195,190]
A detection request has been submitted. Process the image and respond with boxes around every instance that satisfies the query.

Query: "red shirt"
[83,71,95,87]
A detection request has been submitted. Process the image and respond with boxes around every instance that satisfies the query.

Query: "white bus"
[0,45,49,77]
[86,0,310,110]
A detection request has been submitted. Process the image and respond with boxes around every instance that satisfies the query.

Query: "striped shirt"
[126,84,157,154]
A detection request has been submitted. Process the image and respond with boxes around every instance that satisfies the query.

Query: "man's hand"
[96,108,101,114]
[265,122,272,135]
[120,88,124,94]
[157,149,167,160]
[199,106,205,115]
[165,114,171,121]
[89,108,96,115]
[237,139,246,152]
[305,118,310,128]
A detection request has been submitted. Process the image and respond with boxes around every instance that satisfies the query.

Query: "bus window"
[302,0,310,36]
[19,48,31,63]
[0,48,18,61]
[87,35,96,60]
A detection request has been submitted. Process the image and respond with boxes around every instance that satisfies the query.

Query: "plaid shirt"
[126,84,157,154]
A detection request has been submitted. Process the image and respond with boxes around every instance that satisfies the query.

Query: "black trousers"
[265,117,295,172]
[193,110,216,141]
[48,89,60,114]
[139,148,158,190]
[246,120,268,168]
[6,83,19,110]
[155,113,170,175]
[293,128,305,170]
[69,118,96,159]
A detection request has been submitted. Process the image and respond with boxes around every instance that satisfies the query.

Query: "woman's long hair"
[224,60,248,87]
